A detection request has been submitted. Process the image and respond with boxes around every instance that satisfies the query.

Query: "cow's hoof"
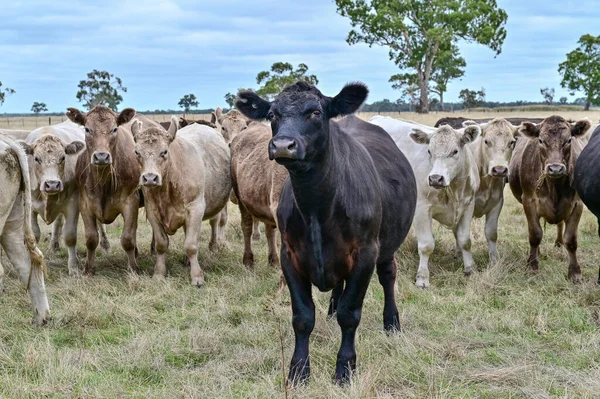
[100,240,111,252]
[243,253,255,269]
[268,254,279,267]
[152,273,166,282]
[252,232,261,242]
[32,311,51,327]
[50,241,60,252]
[570,273,582,284]
[464,269,476,277]
[191,276,205,287]
[415,277,430,288]
[555,241,563,248]
[68,268,81,277]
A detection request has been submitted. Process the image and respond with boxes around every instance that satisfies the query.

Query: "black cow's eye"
[312,110,321,117]
[34,156,41,164]
[160,150,168,158]
[267,112,275,121]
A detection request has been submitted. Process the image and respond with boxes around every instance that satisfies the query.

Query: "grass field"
[1,112,600,398]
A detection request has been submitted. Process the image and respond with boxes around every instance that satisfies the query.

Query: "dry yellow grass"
[0,111,600,398]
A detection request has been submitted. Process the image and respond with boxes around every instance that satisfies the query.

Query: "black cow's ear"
[571,118,591,137]
[518,122,540,138]
[117,108,136,126]
[66,108,85,126]
[236,91,271,120]
[327,82,368,117]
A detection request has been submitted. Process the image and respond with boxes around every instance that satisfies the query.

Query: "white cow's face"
[410,125,480,188]
[476,120,518,178]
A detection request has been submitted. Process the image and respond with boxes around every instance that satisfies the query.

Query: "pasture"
[1,112,600,398]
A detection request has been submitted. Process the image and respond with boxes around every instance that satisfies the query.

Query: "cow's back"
[336,116,416,258]
[576,125,600,218]
[230,122,288,223]
[176,125,231,219]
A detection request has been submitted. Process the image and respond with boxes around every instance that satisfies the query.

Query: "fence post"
[49,117,52,125]
[6,118,8,127]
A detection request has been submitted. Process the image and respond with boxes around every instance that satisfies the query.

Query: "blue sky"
[1,0,598,113]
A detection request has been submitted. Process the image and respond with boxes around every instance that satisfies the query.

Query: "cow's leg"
[82,210,99,275]
[1,219,50,326]
[414,203,434,288]
[209,215,219,251]
[555,221,565,248]
[63,200,80,276]
[327,281,344,319]
[121,198,140,274]
[452,227,461,258]
[564,202,583,283]
[31,210,41,243]
[99,223,111,252]
[523,198,542,272]
[282,245,315,387]
[185,204,206,286]
[240,204,254,268]
[147,211,169,280]
[335,246,377,384]
[50,214,64,251]
[218,206,228,243]
[265,222,279,266]
[457,204,477,276]
[485,198,503,263]
[376,257,400,332]
[252,218,261,242]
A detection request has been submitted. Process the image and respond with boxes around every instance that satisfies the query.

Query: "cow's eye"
[34,156,41,164]
[427,149,431,156]
[134,150,141,157]
[509,139,516,148]
[160,150,168,158]
[58,156,65,164]
[312,110,321,117]
[567,137,572,145]
[84,127,91,135]
[112,127,118,134]
[484,139,490,146]
[451,149,459,156]
[538,138,544,146]
[267,112,275,121]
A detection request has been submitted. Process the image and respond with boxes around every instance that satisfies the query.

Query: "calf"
[435,116,544,129]
[67,106,159,275]
[132,117,231,286]
[509,116,590,282]
[237,82,416,384]
[230,121,288,267]
[370,116,480,288]
[0,134,50,325]
[575,125,600,283]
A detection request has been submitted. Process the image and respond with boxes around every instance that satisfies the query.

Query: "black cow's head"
[235,81,368,170]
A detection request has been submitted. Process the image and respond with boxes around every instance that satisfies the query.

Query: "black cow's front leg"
[281,244,315,387]
[335,246,377,384]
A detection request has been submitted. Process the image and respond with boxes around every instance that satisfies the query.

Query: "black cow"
[575,125,600,283]
[236,82,417,385]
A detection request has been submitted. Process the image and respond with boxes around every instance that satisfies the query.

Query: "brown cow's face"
[66,106,135,167]
[519,116,590,178]
[411,125,480,188]
[476,119,519,178]
[131,117,177,187]
[21,136,84,194]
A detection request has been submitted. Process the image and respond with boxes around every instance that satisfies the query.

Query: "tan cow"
[132,117,231,286]
[230,121,287,268]
[0,129,30,141]
[0,134,50,325]
[67,106,160,275]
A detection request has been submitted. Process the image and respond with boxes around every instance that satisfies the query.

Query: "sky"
[1,0,598,113]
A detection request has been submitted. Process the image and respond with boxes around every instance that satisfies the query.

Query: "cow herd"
[1,81,600,385]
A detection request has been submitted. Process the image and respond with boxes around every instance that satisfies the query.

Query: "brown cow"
[509,115,590,282]
[67,106,159,275]
[230,121,287,267]
[435,117,544,129]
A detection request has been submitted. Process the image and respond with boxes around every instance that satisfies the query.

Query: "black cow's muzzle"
[269,137,299,161]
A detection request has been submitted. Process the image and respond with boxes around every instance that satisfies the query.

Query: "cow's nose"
[141,173,160,187]
[92,152,111,165]
[491,166,508,177]
[43,180,62,193]
[428,174,445,187]
[269,137,298,160]
[546,163,566,176]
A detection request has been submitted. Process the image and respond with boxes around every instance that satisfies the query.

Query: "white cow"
[22,121,110,275]
[0,133,50,325]
[370,116,480,287]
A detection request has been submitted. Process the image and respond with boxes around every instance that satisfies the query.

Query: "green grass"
[1,188,600,398]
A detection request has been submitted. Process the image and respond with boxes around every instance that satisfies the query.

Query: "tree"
[540,87,555,105]
[224,92,236,108]
[559,96,568,105]
[390,74,420,112]
[76,70,127,111]
[255,62,319,100]
[559,34,600,111]
[335,0,507,113]
[178,94,199,114]
[459,88,486,110]
[430,44,466,111]
[31,102,48,114]
[0,82,15,106]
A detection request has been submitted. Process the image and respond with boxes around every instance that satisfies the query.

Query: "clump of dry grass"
[1,166,600,396]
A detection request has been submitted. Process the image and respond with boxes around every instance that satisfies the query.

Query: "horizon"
[1,0,598,113]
